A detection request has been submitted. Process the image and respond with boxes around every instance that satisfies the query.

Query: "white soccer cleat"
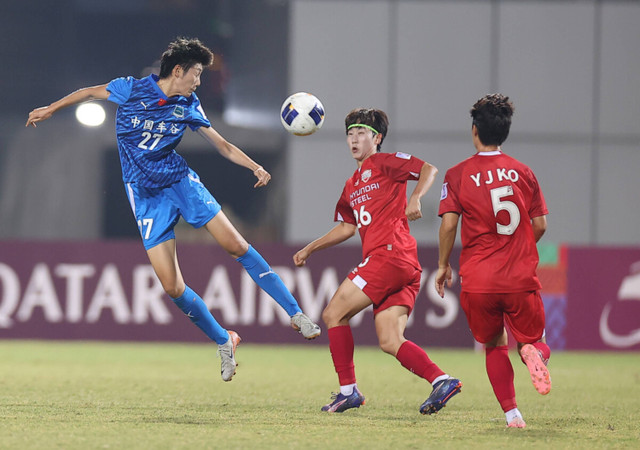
[290,312,321,340]
[218,330,241,382]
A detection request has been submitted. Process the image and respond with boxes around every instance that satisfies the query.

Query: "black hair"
[344,108,389,151]
[470,94,515,146]
[159,37,213,79]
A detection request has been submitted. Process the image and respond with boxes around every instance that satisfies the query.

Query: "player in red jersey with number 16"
[294,108,462,415]
[436,94,551,429]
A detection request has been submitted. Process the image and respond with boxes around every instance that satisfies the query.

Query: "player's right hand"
[26,106,53,127]
[293,249,309,267]
[435,264,452,298]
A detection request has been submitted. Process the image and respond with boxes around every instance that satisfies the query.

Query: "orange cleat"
[507,417,527,428]
[521,344,551,395]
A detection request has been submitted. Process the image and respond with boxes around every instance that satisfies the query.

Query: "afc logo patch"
[440,182,449,200]
[172,106,185,118]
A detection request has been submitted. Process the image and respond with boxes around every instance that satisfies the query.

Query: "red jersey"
[335,152,425,268]
[438,150,548,293]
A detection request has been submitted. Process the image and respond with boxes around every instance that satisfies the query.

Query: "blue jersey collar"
[149,74,189,105]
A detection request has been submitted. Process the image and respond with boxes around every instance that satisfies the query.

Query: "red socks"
[328,327,451,387]
[485,345,517,412]
[486,343,550,413]
[395,341,445,383]
[328,326,356,385]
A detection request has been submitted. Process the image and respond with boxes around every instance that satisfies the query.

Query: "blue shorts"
[125,169,221,250]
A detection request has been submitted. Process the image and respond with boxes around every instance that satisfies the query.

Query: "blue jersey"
[106,74,211,188]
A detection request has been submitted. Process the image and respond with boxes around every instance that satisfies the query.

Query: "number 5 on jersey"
[353,205,372,228]
[490,185,520,235]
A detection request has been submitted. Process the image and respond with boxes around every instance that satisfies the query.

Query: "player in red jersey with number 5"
[294,108,461,415]
[437,94,551,428]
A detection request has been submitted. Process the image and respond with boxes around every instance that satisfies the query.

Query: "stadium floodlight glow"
[75,102,106,127]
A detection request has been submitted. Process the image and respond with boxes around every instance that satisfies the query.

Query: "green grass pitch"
[0,341,638,449]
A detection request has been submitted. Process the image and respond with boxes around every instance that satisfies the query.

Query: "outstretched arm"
[197,126,271,188]
[26,84,109,127]
[406,162,438,221]
[436,212,459,298]
[293,222,357,267]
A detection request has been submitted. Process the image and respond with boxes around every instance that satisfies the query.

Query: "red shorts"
[348,254,421,316]
[460,291,545,344]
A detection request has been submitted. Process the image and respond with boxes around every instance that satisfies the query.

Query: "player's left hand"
[253,166,271,188]
[405,198,422,221]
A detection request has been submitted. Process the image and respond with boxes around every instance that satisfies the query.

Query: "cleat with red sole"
[521,344,551,395]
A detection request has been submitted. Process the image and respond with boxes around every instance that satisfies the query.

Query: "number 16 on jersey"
[353,205,372,228]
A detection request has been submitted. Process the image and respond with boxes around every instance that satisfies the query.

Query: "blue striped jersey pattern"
[106,74,211,188]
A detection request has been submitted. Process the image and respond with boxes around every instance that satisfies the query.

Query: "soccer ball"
[280,92,325,136]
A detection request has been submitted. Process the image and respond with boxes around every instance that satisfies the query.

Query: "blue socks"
[236,245,302,317]
[171,246,301,343]
[171,285,229,345]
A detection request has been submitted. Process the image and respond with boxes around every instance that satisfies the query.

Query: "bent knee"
[378,339,401,356]
[162,282,186,299]
[321,307,336,328]
[227,241,250,259]
[322,302,348,328]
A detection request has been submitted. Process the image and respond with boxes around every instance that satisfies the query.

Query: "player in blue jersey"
[26,37,320,382]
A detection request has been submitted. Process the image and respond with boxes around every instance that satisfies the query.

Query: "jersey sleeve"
[106,76,134,105]
[187,94,212,130]
[334,185,356,225]
[377,152,425,181]
[438,168,462,216]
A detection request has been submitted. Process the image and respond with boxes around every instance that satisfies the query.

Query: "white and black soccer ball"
[280,92,325,136]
